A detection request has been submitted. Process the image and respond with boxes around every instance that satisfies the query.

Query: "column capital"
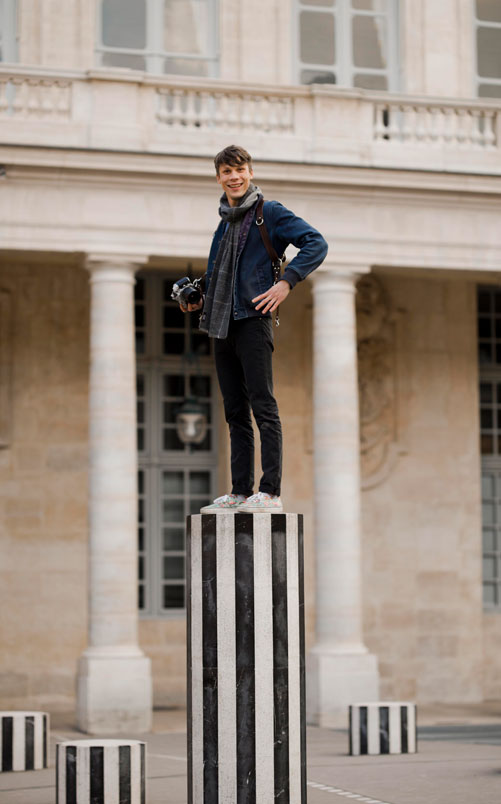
[312,262,371,293]
[84,253,149,282]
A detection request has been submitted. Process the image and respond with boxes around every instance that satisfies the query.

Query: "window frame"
[294,0,400,92]
[0,0,17,62]
[136,272,218,619]
[474,1,501,99]
[95,0,220,77]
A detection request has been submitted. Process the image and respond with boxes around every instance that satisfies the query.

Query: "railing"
[0,65,500,172]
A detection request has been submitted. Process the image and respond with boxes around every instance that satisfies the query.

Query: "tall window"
[0,0,17,62]
[136,273,217,616]
[96,0,218,77]
[475,0,501,98]
[296,0,399,90]
[478,287,501,609]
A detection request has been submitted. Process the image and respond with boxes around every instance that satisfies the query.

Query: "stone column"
[77,256,152,735]
[307,267,379,728]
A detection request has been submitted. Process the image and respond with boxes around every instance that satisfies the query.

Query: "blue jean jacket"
[202,200,328,322]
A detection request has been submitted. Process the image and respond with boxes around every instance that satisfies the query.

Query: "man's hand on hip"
[252,280,290,314]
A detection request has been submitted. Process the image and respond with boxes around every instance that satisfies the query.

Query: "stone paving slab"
[1,718,501,803]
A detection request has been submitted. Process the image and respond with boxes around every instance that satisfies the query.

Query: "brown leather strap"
[255,196,284,326]
[255,197,282,273]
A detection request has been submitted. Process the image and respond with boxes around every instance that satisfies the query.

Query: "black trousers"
[214,316,282,497]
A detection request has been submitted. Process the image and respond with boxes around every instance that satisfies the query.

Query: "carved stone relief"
[356,275,402,488]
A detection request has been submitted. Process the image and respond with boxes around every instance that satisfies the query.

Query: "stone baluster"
[76,256,152,735]
[307,267,379,728]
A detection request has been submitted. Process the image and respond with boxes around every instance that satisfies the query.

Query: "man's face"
[216,162,254,207]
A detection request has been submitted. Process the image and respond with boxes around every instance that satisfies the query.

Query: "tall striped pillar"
[187,512,306,804]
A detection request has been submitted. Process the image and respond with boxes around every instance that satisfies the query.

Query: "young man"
[184,145,328,512]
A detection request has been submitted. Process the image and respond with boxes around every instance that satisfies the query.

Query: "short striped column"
[56,739,146,803]
[0,712,49,771]
[349,703,417,755]
[187,512,306,804]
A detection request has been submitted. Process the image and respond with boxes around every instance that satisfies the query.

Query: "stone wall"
[0,258,90,711]
[361,273,484,703]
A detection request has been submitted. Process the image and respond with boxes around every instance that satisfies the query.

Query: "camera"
[171,276,203,310]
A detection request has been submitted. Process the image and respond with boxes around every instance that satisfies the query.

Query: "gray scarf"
[200,183,261,339]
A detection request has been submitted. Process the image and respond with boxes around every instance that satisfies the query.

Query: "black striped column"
[0,712,48,772]
[187,512,306,804]
[349,703,417,755]
[56,739,146,803]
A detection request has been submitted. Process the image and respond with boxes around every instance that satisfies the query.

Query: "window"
[136,273,217,615]
[0,0,17,62]
[296,0,399,90]
[96,0,218,77]
[475,0,501,98]
[478,287,501,608]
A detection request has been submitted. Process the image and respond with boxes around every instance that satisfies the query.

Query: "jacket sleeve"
[268,202,328,289]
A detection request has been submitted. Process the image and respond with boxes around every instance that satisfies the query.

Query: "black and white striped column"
[56,739,146,803]
[0,712,48,771]
[349,703,417,755]
[187,512,306,804]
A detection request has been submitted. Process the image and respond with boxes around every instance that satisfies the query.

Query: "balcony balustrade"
[0,65,500,174]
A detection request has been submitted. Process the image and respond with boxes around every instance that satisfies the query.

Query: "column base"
[307,647,379,728]
[76,650,152,735]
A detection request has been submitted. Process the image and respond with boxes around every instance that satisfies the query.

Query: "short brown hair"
[214,144,252,175]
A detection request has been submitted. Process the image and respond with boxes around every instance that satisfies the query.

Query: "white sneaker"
[200,493,247,513]
[238,492,283,513]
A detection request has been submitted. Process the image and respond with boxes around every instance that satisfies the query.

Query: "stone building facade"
[1,0,501,730]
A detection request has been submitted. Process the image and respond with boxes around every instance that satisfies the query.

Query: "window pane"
[190,497,210,514]
[190,471,211,494]
[478,317,491,338]
[164,57,210,77]
[353,15,387,69]
[300,11,335,65]
[477,27,501,78]
[164,0,209,55]
[138,585,145,609]
[301,69,336,85]
[163,527,184,550]
[481,434,494,454]
[481,408,493,428]
[483,529,497,551]
[353,0,387,7]
[482,473,495,497]
[102,0,146,48]
[192,333,211,356]
[483,583,497,605]
[163,428,185,451]
[190,375,211,398]
[162,499,184,523]
[162,471,184,494]
[163,585,185,608]
[165,375,185,397]
[478,291,491,313]
[480,383,492,403]
[483,556,497,580]
[163,556,184,580]
[479,84,501,98]
[164,332,186,354]
[477,0,501,22]
[483,501,496,524]
[163,401,179,424]
[479,343,492,364]
[164,304,185,329]
[101,51,146,71]
[353,73,388,90]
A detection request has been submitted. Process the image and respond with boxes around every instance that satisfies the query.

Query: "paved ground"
[2,704,501,803]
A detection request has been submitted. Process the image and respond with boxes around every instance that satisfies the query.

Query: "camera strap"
[255,197,286,327]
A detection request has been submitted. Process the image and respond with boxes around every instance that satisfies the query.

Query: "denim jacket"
[202,199,328,322]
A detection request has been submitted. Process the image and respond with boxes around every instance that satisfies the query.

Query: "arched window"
[0,0,17,62]
[296,0,399,91]
[96,0,219,77]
